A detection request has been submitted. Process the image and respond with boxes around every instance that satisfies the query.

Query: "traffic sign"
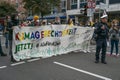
[87,0,96,8]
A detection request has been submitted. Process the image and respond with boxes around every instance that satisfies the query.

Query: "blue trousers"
[5,33,9,48]
[110,39,119,55]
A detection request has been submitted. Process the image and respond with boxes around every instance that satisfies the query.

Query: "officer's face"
[101,18,107,23]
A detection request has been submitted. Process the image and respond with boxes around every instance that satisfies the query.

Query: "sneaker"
[11,56,17,62]
[95,60,99,63]
[83,50,87,53]
[101,61,107,64]
[115,54,119,57]
[1,53,7,56]
[109,54,112,56]
[87,50,91,53]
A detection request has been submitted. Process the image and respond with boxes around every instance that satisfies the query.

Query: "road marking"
[0,58,40,68]
[11,61,25,66]
[54,61,112,80]
[0,66,7,69]
[27,58,40,62]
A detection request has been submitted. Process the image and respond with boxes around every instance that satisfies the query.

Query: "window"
[96,0,105,5]
[80,0,87,8]
[71,0,77,5]
[80,0,85,2]
[61,0,66,12]
[71,0,77,9]
[109,0,120,4]
[80,3,87,8]
[80,0,87,3]
[61,9,66,12]
[71,4,77,9]
[61,1,66,9]
[74,0,77,3]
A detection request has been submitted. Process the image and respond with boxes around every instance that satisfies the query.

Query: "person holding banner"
[41,19,47,26]
[54,16,61,24]
[6,14,18,62]
[67,18,74,27]
[94,14,109,64]
[0,24,7,56]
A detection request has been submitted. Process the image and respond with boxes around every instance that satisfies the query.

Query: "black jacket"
[6,19,19,40]
[94,22,109,40]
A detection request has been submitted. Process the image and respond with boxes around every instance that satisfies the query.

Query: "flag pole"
[99,2,101,22]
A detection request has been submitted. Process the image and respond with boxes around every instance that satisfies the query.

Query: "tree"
[0,1,17,17]
[23,0,60,17]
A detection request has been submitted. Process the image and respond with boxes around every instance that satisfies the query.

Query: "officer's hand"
[114,27,118,30]
[101,26,105,30]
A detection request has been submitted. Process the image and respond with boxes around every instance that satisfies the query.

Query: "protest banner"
[12,25,94,61]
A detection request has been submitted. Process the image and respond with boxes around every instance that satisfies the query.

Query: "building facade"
[41,0,120,24]
[66,0,120,22]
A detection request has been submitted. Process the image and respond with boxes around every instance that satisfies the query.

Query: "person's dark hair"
[11,14,16,21]
[6,15,9,19]
[67,18,71,24]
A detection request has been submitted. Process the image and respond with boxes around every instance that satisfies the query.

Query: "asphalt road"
[0,34,120,80]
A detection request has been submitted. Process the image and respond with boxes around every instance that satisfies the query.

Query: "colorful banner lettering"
[12,25,94,61]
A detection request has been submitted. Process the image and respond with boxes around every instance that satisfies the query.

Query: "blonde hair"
[111,19,119,25]
[111,19,119,29]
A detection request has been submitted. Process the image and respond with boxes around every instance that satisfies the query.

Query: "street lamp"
[98,0,101,22]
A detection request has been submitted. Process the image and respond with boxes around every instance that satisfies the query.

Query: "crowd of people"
[0,14,120,63]
[0,14,19,62]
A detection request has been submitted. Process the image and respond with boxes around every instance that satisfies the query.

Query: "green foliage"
[23,0,60,16]
[0,1,16,17]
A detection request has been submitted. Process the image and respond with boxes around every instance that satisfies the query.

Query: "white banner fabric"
[12,25,94,61]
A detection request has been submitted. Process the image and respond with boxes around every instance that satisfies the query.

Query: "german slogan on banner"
[12,25,94,61]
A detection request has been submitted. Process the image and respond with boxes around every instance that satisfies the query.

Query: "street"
[0,0,120,80]
[0,36,120,80]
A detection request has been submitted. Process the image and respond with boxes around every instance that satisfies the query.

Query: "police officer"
[94,14,109,64]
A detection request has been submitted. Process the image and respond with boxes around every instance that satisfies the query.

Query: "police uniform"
[94,21,109,64]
